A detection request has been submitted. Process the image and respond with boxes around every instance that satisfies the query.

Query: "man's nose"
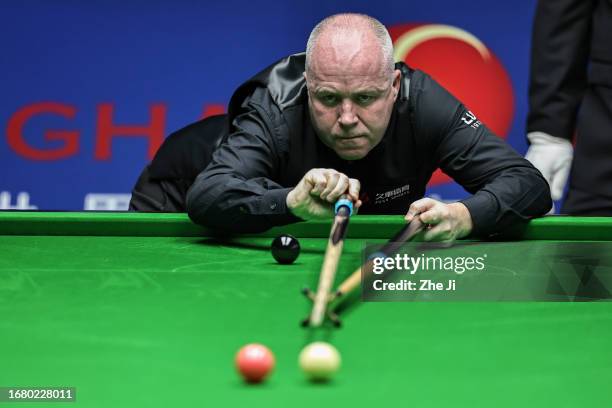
[338,100,358,128]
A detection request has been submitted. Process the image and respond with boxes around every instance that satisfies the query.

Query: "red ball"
[235,343,275,383]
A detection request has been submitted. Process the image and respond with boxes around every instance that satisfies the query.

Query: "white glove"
[525,131,573,203]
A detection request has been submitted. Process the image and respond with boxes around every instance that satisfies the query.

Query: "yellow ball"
[298,341,341,381]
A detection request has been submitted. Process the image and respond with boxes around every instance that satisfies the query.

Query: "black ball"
[271,234,300,264]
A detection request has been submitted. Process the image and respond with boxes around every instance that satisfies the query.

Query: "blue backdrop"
[1,0,537,211]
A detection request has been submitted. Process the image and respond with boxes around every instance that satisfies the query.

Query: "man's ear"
[392,69,401,99]
[303,71,309,92]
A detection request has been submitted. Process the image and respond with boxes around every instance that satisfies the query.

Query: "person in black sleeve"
[186,13,552,240]
[525,0,612,215]
[129,114,227,212]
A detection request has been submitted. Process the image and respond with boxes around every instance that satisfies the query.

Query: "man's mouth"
[334,134,365,140]
[334,136,366,150]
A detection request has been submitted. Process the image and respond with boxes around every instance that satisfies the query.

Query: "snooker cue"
[332,217,426,301]
[308,195,354,327]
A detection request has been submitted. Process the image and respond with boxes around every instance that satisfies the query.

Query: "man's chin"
[335,148,368,160]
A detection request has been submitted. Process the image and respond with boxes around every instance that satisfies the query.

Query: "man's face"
[306,35,401,160]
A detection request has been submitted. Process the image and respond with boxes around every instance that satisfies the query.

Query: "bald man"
[187,13,551,240]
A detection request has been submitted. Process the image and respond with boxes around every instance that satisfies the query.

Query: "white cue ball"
[298,341,341,381]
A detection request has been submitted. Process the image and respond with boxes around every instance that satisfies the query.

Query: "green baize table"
[1,212,611,407]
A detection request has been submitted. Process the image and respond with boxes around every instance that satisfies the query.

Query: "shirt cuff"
[261,188,303,225]
[460,191,499,237]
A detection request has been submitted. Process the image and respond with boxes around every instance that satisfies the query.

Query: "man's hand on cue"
[286,168,362,220]
[404,198,473,242]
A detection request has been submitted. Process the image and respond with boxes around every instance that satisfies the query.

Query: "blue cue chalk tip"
[335,198,354,216]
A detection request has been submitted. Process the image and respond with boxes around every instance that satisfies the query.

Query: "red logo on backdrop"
[388,23,515,186]
[6,103,225,161]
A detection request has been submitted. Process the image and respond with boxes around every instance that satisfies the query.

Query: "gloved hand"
[525,131,573,207]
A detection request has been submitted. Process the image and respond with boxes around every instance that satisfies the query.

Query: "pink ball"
[235,343,275,383]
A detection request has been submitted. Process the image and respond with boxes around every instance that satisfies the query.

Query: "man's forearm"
[460,168,552,237]
[186,174,299,233]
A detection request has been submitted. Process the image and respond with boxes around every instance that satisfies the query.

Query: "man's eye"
[356,94,374,104]
[319,94,339,105]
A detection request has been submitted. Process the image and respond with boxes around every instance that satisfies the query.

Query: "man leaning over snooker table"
[181,13,551,239]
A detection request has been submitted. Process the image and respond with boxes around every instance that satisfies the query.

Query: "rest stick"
[308,196,354,327]
[332,217,425,301]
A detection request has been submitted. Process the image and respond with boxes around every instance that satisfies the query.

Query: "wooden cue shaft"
[334,262,365,297]
[332,217,426,299]
[309,206,351,326]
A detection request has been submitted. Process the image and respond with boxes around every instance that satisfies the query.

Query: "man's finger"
[312,179,326,195]
[419,208,443,225]
[308,169,327,194]
[422,223,453,242]
[327,174,349,202]
[348,178,361,202]
[321,172,340,199]
[405,198,435,220]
